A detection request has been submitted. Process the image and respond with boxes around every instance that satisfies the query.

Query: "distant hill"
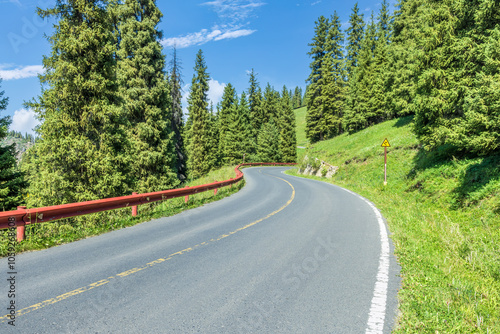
[0,131,36,163]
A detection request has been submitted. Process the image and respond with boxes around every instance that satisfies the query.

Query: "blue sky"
[0,0,396,136]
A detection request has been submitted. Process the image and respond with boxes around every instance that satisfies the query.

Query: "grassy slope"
[1,166,245,256]
[288,114,500,332]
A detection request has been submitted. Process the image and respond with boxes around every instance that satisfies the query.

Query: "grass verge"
[287,115,500,333]
[1,165,245,257]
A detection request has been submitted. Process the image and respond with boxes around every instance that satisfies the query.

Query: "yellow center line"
[0,168,295,323]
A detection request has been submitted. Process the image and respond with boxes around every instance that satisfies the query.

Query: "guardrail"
[0,163,297,241]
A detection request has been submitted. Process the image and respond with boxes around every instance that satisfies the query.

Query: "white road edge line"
[281,170,390,333]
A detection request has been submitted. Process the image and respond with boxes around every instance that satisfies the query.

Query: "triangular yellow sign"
[381,138,390,147]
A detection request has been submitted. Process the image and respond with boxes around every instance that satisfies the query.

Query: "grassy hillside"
[288,115,500,332]
[294,106,308,147]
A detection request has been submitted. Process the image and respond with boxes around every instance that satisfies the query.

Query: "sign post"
[381,138,390,185]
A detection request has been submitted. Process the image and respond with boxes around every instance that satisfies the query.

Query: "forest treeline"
[0,0,299,211]
[306,0,500,156]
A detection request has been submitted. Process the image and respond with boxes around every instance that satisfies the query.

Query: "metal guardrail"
[0,163,297,241]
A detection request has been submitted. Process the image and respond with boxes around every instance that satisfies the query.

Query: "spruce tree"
[186,49,210,178]
[257,118,282,163]
[169,46,187,181]
[247,69,262,147]
[0,80,26,211]
[25,1,129,207]
[116,0,177,193]
[305,16,329,143]
[279,86,297,163]
[218,83,236,163]
[321,12,346,138]
[384,0,422,118]
[344,12,377,133]
[205,104,219,169]
[345,3,365,76]
[261,83,280,130]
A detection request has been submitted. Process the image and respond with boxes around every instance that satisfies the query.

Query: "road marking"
[285,172,390,334]
[0,168,295,323]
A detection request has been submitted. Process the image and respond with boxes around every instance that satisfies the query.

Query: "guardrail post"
[214,181,218,195]
[16,206,26,242]
[185,186,189,203]
[132,192,138,217]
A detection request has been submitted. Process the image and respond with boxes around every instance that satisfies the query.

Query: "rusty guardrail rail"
[0,163,296,241]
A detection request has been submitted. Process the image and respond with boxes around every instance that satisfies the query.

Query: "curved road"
[1,167,400,333]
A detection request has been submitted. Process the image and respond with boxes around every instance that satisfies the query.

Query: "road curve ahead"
[1,167,400,334]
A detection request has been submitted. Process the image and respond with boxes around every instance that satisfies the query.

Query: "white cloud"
[214,29,255,41]
[311,0,321,5]
[0,64,43,80]
[202,0,265,23]
[208,79,226,106]
[9,108,40,136]
[162,0,263,49]
[182,79,226,117]
[162,27,256,49]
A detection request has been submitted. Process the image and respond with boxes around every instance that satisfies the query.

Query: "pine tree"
[224,92,253,164]
[344,12,377,133]
[205,104,219,169]
[257,118,282,163]
[169,46,187,181]
[186,49,210,178]
[384,0,422,118]
[0,80,27,211]
[247,69,262,148]
[279,86,297,163]
[321,12,346,138]
[345,3,365,76]
[305,16,329,143]
[115,0,178,193]
[218,83,236,163]
[25,1,130,207]
[261,83,280,130]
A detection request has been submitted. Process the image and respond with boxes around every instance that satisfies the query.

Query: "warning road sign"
[381,138,390,147]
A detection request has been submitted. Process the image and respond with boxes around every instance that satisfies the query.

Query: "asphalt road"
[1,167,400,333]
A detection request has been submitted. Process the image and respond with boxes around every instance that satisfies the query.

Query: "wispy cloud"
[0,64,43,80]
[162,27,256,49]
[202,0,265,23]
[162,0,264,49]
[311,0,321,5]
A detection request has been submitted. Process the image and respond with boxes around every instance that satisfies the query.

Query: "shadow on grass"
[393,115,414,128]
[407,145,500,211]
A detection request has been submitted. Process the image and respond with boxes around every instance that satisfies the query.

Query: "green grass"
[287,115,500,333]
[1,165,245,257]
[294,106,308,147]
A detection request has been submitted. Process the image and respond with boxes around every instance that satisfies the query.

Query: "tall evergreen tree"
[345,3,365,76]
[305,16,329,143]
[257,118,282,163]
[186,49,210,178]
[0,80,26,211]
[344,12,378,133]
[261,83,280,130]
[218,83,236,163]
[169,46,187,181]
[279,86,297,163]
[321,12,346,138]
[116,0,177,193]
[25,0,129,207]
[247,68,262,147]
